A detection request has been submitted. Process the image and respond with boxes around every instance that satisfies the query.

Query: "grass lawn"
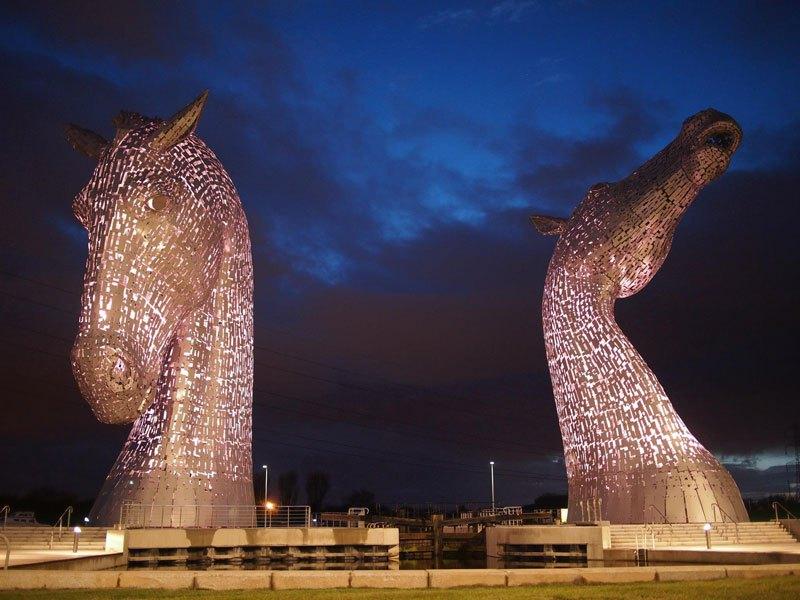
[1,577,799,600]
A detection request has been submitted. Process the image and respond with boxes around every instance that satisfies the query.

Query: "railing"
[578,498,603,522]
[118,503,311,529]
[1,534,9,570]
[48,506,73,548]
[646,504,672,546]
[711,503,739,544]
[0,506,9,529]
[772,500,798,522]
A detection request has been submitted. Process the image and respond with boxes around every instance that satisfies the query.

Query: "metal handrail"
[772,501,798,522]
[119,503,311,529]
[1,506,9,529]
[646,505,673,545]
[646,504,668,523]
[643,523,656,549]
[711,503,739,543]
[49,506,73,548]
[1,534,9,570]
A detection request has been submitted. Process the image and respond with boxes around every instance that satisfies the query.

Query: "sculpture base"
[89,475,255,526]
[568,464,749,524]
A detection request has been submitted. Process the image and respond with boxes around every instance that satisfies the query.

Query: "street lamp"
[262,464,269,527]
[489,461,496,510]
[266,501,275,528]
[703,522,712,549]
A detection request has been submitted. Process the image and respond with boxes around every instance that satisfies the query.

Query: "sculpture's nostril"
[105,350,134,392]
[110,356,129,383]
[705,132,733,150]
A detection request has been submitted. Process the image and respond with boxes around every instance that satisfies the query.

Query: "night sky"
[1,1,798,507]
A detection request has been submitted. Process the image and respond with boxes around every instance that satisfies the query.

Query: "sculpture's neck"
[542,270,705,477]
[100,212,254,507]
[160,214,254,489]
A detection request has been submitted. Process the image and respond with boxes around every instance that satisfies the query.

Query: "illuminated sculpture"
[531,109,748,523]
[65,92,255,525]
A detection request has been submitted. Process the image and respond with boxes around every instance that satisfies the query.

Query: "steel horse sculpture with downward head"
[531,109,748,524]
[65,92,255,526]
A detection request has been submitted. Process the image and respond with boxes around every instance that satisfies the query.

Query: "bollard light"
[73,526,81,553]
[265,501,275,528]
[703,523,712,549]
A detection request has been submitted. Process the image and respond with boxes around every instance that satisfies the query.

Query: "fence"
[119,503,311,529]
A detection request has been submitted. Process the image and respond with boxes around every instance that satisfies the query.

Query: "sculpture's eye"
[704,132,733,150]
[146,195,170,211]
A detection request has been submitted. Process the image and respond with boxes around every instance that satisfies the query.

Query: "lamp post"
[489,461,496,510]
[262,464,269,527]
[72,526,81,553]
[704,523,712,549]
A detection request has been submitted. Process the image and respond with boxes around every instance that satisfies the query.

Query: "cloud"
[419,2,539,30]
[533,72,571,87]
[418,8,477,30]
[490,1,539,22]
[511,87,672,212]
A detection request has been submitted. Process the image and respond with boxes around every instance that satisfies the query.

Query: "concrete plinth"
[271,570,350,590]
[486,525,604,561]
[350,570,429,588]
[118,570,196,589]
[195,571,271,590]
[656,565,727,581]
[428,569,507,588]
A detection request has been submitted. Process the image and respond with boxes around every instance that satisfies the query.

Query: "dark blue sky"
[1,1,798,506]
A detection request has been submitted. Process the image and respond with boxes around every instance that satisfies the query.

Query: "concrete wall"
[1,564,798,589]
[124,527,398,557]
[486,525,604,560]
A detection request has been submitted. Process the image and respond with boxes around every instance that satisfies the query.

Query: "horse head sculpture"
[531,109,748,523]
[66,92,255,525]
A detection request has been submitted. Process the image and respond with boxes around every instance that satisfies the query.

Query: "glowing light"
[265,501,275,511]
[532,109,748,524]
[66,91,255,526]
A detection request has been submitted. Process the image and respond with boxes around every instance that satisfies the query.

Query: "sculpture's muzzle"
[71,332,157,424]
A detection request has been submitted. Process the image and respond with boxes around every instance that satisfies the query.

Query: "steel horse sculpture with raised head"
[531,109,748,524]
[66,92,255,525]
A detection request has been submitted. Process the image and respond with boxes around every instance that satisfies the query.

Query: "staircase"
[0,526,108,551]
[609,521,798,548]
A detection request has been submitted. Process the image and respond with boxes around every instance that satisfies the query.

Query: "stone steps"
[609,521,798,548]
[0,526,107,550]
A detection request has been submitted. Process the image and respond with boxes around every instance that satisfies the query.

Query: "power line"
[0,269,77,295]
[256,425,564,480]
[0,265,549,417]
[0,334,558,456]
[252,433,562,482]
[0,290,552,423]
[0,322,551,452]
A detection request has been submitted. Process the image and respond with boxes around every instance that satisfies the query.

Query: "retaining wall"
[1,564,798,590]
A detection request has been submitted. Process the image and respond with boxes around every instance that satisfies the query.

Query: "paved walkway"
[5,549,119,568]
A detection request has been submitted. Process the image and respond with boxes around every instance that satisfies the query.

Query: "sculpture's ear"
[150,90,209,152]
[64,124,108,160]
[529,214,568,236]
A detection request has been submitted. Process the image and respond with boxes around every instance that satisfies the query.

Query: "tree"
[277,470,298,505]
[344,489,375,510]
[305,471,330,513]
